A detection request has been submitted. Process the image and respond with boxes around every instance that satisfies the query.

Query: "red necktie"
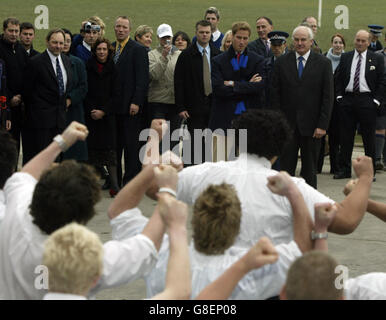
[237,53,240,63]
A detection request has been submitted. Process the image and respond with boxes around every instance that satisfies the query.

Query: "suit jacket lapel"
[42,51,58,84]
[116,38,134,66]
[61,53,72,93]
[288,52,299,81]
[301,51,315,79]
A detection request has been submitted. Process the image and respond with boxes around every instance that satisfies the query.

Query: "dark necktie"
[237,53,240,63]
[56,57,64,96]
[202,48,212,96]
[113,43,121,64]
[298,56,304,78]
[353,53,362,92]
[265,40,269,55]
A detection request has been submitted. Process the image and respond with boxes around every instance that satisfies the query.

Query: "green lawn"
[1,0,385,52]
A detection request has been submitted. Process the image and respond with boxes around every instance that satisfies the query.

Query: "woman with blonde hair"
[220,30,232,51]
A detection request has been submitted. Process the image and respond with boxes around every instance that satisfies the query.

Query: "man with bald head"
[334,30,385,180]
[271,26,333,189]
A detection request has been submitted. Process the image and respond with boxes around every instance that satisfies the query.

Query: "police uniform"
[368,24,384,52]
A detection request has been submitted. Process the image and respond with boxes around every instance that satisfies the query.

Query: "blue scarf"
[230,54,248,114]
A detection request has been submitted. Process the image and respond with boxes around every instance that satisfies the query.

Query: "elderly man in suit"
[22,28,72,163]
[271,25,334,189]
[112,16,149,186]
[334,30,385,180]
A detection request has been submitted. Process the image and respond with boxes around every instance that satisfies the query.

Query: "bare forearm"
[367,199,386,222]
[287,189,313,253]
[22,142,62,180]
[164,226,190,299]
[152,225,190,299]
[108,165,156,219]
[141,207,165,252]
[329,176,372,234]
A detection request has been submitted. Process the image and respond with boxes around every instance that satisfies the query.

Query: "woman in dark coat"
[62,28,88,161]
[85,38,120,196]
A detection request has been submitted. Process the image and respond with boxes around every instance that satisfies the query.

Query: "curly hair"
[30,160,101,235]
[0,129,17,188]
[232,109,292,160]
[192,183,241,255]
[91,37,114,60]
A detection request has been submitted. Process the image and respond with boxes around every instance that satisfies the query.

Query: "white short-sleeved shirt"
[116,208,302,300]
[345,273,386,300]
[0,190,5,229]
[0,172,158,300]
[177,153,334,248]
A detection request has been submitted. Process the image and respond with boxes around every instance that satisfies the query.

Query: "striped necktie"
[113,43,121,64]
[353,53,362,92]
[56,57,64,96]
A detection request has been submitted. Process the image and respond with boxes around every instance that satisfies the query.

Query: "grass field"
[0,0,385,52]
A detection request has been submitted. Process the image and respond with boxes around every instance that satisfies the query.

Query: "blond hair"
[192,183,241,255]
[43,223,103,295]
[285,251,343,300]
[221,30,232,51]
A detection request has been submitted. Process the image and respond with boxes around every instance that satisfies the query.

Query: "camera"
[83,21,101,33]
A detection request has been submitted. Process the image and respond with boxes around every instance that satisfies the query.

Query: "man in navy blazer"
[334,30,385,180]
[209,21,265,132]
[209,21,266,161]
[22,29,72,163]
[112,16,149,186]
[271,25,334,189]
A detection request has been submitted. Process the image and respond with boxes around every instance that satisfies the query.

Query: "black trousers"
[280,127,321,189]
[22,127,61,165]
[115,114,141,187]
[317,102,341,174]
[338,93,377,175]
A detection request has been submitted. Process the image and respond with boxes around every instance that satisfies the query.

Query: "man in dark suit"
[174,20,221,165]
[271,26,334,189]
[209,21,266,161]
[19,22,39,58]
[22,29,72,163]
[247,16,273,58]
[0,18,29,161]
[112,16,149,186]
[334,30,385,180]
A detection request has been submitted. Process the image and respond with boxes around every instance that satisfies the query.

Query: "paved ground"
[89,146,386,300]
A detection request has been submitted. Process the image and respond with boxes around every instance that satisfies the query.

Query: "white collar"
[82,40,91,51]
[212,30,221,41]
[295,49,311,61]
[43,292,87,300]
[354,49,367,60]
[46,48,61,63]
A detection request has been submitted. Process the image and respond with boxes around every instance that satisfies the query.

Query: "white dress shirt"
[111,207,302,300]
[177,153,334,248]
[196,42,211,72]
[345,50,371,93]
[0,172,158,300]
[43,292,87,300]
[295,49,311,70]
[46,49,68,92]
[345,273,386,300]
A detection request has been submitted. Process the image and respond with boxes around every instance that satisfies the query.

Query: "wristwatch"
[53,134,69,152]
[311,230,328,240]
